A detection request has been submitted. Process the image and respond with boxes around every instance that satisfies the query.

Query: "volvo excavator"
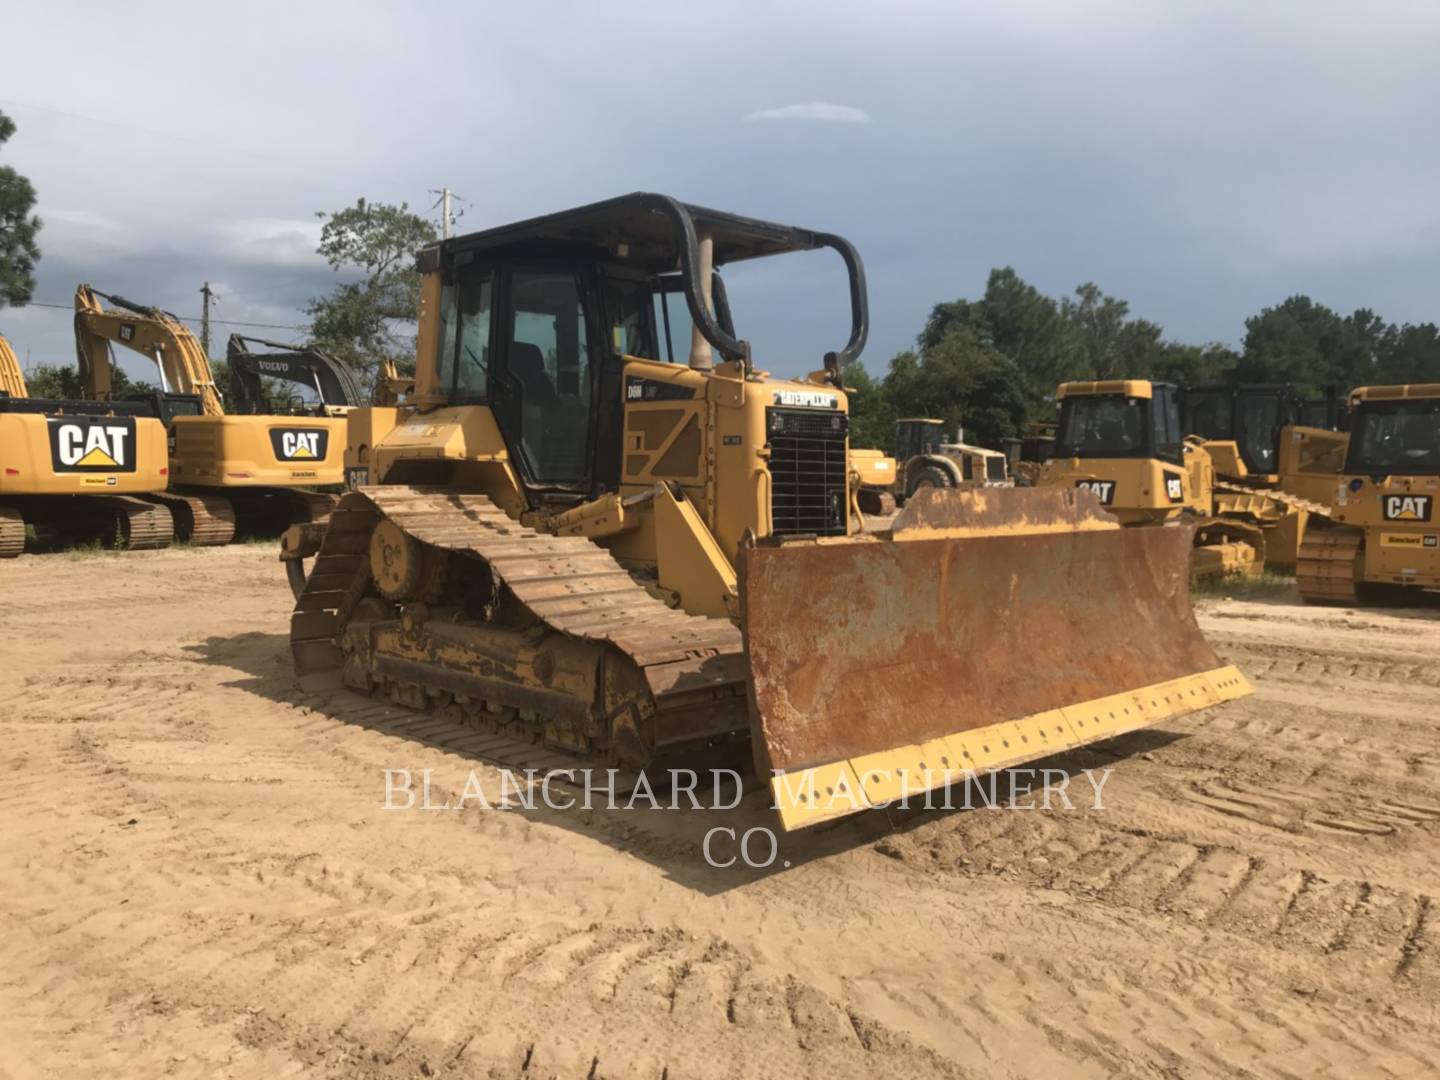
[0,329,173,556]
[74,287,346,543]
[226,334,364,417]
[282,194,1250,830]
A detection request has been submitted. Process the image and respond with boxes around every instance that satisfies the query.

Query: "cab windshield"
[1345,400,1440,475]
[1055,396,1147,457]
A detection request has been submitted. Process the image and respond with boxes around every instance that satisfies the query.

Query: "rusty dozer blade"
[741,487,1251,830]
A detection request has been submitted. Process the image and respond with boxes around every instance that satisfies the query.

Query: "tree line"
[844,269,1440,451]
[4,134,1439,438]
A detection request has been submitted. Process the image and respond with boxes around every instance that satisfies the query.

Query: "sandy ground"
[2,546,1439,1079]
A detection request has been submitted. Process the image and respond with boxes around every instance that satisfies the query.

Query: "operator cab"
[1182,384,1296,475]
[894,418,946,461]
[1054,381,1183,464]
[1344,387,1440,476]
[416,193,867,509]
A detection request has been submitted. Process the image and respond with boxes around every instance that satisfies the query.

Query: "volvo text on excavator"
[282,194,1250,830]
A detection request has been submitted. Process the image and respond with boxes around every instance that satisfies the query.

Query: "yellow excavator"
[0,329,173,557]
[1295,383,1440,602]
[282,194,1250,830]
[74,286,346,543]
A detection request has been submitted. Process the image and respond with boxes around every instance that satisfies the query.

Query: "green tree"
[1238,296,1379,393]
[921,268,1081,406]
[0,109,42,307]
[881,326,1030,449]
[306,198,437,375]
[26,362,155,400]
[841,359,894,450]
[1062,282,1165,380]
[1147,342,1239,386]
[1375,322,1440,385]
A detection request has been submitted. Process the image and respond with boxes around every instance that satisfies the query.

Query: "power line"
[14,301,307,332]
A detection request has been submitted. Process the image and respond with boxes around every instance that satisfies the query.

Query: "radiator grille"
[767,408,849,537]
[986,455,1006,482]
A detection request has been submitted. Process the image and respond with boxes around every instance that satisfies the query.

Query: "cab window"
[455,273,492,401]
[1056,396,1146,457]
[436,271,493,401]
[603,276,659,360]
[507,270,592,484]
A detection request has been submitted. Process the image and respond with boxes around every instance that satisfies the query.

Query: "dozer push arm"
[74,284,225,416]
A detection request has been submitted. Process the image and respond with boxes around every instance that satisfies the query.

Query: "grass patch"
[60,539,110,561]
[1192,567,1295,600]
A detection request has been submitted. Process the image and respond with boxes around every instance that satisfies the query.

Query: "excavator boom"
[74,285,225,415]
[0,332,27,398]
[226,334,365,415]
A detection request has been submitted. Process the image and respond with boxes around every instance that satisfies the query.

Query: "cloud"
[743,102,872,124]
[212,218,326,270]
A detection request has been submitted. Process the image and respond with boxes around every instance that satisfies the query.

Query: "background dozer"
[1180,382,1345,567]
[1038,380,1311,576]
[1295,383,1440,603]
[74,286,346,544]
[283,193,1249,830]
[0,329,173,557]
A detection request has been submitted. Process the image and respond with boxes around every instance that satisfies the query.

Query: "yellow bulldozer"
[1295,383,1440,603]
[0,328,173,557]
[282,194,1250,829]
[73,286,347,543]
[1037,379,1319,576]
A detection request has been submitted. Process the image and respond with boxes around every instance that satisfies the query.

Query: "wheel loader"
[73,286,346,544]
[892,418,1010,502]
[1294,383,1440,603]
[282,193,1250,830]
[0,329,173,557]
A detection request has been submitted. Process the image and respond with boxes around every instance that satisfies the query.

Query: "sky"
[4,0,1440,384]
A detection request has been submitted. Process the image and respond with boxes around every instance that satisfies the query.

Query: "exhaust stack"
[688,233,714,371]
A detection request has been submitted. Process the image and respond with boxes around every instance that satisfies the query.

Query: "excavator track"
[1296,526,1363,604]
[147,491,237,546]
[108,496,174,551]
[0,505,24,558]
[291,487,749,768]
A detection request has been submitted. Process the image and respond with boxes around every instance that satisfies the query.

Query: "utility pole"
[199,282,219,358]
[430,188,467,239]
